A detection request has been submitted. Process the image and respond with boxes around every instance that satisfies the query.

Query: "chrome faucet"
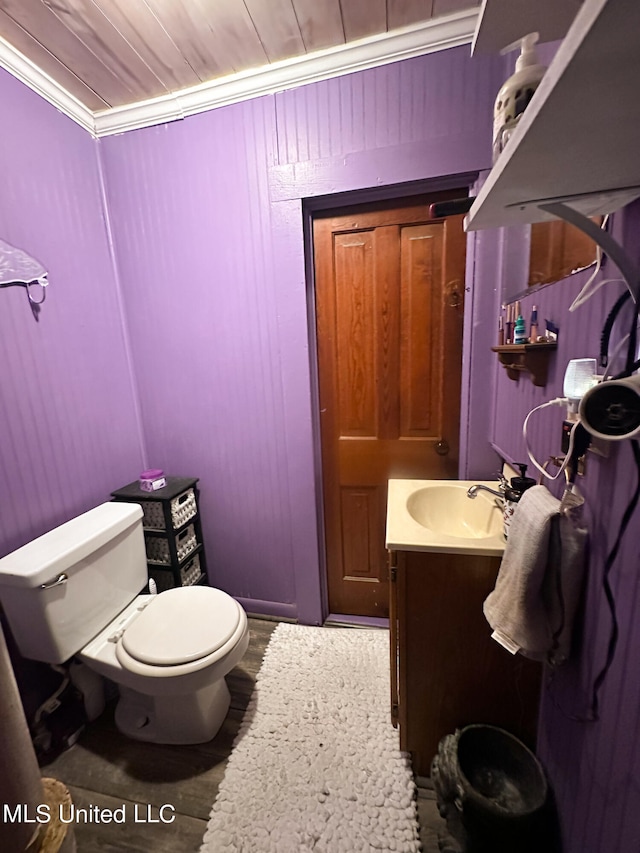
[466,475,507,501]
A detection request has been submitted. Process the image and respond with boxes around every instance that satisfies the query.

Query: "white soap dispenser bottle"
[492,32,547,164]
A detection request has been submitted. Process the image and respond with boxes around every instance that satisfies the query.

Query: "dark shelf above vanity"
[491,342,557,387]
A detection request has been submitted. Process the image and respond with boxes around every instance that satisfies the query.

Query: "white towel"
[483,485,587,665]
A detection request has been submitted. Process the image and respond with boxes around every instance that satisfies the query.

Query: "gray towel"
[483,485,587,665]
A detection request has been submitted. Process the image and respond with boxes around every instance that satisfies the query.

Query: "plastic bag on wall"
[0,238,48,305]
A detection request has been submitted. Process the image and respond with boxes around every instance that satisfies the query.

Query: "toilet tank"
[0,502,148,664]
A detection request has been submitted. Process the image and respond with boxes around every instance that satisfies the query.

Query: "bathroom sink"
[406,484,501,539]
[386,479,506,556]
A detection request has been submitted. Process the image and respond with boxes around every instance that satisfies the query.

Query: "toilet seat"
[111,587,247,678]
[120,586,241,666]
[78,585,250,743]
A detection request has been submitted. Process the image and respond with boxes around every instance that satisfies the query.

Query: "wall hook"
[0,239,49,312]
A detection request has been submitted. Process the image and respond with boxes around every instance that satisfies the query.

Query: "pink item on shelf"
[139,469,166,492]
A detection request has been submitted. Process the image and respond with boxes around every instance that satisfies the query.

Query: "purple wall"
[0,68,144,556]
[486,205,640,853]
[99,46,505,624]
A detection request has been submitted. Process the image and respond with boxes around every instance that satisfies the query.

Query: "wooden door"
[313,196,466,618]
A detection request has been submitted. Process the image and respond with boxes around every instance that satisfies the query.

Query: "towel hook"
[0,238,49,312]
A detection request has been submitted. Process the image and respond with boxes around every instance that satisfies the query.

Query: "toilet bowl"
[0,501,250,746]
[80,586,250,744]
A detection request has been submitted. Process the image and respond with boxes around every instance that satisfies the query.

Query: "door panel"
[314,196,466,617]
[400,222,444,438]
[334,230,377,435]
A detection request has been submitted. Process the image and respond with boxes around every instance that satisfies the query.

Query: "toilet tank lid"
[0,502,143,589]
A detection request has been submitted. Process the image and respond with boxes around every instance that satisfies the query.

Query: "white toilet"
[0,502,249,745]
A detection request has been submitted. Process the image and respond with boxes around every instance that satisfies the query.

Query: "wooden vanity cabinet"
[389,548,541,777]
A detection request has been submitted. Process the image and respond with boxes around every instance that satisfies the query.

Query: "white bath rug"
[200,623,420,853]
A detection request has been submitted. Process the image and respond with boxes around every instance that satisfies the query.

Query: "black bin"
[432,725,555,852]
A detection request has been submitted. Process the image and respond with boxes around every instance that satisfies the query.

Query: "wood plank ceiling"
[0,0,479,113]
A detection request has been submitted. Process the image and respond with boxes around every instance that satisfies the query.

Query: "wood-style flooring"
[42,617,453,852]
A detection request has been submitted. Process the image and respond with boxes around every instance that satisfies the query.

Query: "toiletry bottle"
[492,33,547,164]
[503,463,536,539]
[513,303,527,344]
[529,305,539,342]
[505,304,514,344]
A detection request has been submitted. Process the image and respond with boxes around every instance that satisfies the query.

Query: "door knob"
[434,439,450,456]
[447,280,462,308]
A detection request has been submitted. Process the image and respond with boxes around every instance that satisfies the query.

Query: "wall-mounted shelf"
[492,342,557,386]
[466,0,640,232]
[471,0,581,55]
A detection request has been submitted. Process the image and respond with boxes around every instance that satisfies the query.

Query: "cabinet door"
[398,550,541,777]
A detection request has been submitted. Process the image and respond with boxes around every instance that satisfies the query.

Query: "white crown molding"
[0,34,96,136]
[0,9,478,139]
[96,9,478,137]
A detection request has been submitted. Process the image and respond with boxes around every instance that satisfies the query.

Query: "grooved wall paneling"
[274,47,499,165]
[99,46,504,618]
[100,98,297,608]
[0,67,144,557]
[487,205,640,853]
